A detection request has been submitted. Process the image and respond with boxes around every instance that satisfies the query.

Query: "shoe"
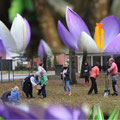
[69,92,72,96]
[95,92,98,94]
[43,96,46,99]
[64,92,67,95]
[88,93,92,95]
[30,96,35,98]
[112,93,118,96]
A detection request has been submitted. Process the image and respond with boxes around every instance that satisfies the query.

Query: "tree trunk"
[69,49,77,84]
[80,51,87,78]
[43,57,47,71]
[32,0,62,53]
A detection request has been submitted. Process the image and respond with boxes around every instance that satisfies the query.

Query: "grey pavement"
[0,71,55,82]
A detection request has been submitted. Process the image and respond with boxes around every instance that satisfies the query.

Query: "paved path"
[0,71,55,82]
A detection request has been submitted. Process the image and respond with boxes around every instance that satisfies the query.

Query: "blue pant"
[62,80,71,92]
[38,85,46,98]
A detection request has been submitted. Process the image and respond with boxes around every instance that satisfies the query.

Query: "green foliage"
[47,58,51,68]
[53,55,58,68]
[8,0,34,22]
[88,105,119,120]
[24,0,34,11]
[8,0,24,22]
[0,116,5,120]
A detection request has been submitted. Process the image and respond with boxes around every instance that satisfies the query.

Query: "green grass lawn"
[0,74,120,113]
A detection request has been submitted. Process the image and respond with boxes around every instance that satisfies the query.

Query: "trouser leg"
[88,77,95,94]
[112,75,118,94]
[94,80,98,93]
[42,85,46,98]
[29,85,33,97]
[62,80,67,91]
[66,80,71,92]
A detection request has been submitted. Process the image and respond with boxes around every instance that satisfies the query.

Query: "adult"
[88,63,99,95]
[61,63,71,96]
[22,74,39,98]
[38,63,46,74]
[82,62,90,86]
[107,58,118,96]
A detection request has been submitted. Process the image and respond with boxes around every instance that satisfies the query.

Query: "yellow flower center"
[95,23,104,52]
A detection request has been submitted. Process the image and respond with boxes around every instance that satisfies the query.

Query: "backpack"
[1,91,11,102]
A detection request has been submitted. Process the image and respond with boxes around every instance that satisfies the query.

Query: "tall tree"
[69,49,77,84]
[32,0,62,53]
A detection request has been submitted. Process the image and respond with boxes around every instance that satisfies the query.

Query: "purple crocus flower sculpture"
[58,7,120,54]
[0,14,31,59]
[45,104,87,120]
[0,103,37,119]
[0,40,6,58]
[38,39,52,58]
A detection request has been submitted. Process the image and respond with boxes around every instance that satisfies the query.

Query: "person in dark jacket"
[61,63,71,96]
[82,62,90,86]
[22,74,39,98]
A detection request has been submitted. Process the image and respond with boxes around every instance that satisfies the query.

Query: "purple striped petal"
[0,40,6,58]
[45,104,86,120]
[38,40,52,58]
[104,34,120,54]
[66,7,91,40]
[24,18,31,48]
[57,20,78,50]
[100,16,120,51]
[0,103,37,119]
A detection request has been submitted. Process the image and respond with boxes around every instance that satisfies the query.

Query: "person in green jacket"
[38,72,46,98]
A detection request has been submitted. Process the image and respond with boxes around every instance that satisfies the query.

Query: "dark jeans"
[85,76,89,83]
[112,75,118,94]
[88,77,98,94]
[38,85,46,98]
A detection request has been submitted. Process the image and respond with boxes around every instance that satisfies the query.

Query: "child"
[88,63,99,95]
[38,72,46,98]
[8,86,19,102]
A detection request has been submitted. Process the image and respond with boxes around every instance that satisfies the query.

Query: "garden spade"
[104,72,110,97]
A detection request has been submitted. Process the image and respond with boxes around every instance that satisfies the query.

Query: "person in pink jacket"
[107,58,118,96]
[88,63,99,95]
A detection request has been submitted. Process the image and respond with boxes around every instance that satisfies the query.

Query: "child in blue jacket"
[8,86,19,101]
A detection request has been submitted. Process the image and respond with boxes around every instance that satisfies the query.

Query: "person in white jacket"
[38,63,46,74]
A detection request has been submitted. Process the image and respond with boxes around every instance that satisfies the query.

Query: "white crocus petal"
[78,32,100,53]
[10,14,27,54]
[0,21,17,53]
[6,51,20,59]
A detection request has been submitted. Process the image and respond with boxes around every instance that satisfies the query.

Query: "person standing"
[61,63,71,96]
[82,62,90,86]
[107,58,118,96]
[38,63,46,74]
[88,63,99,95]
[38,72,47,98]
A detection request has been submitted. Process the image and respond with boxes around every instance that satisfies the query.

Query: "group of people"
[0,63,47,105]
[82,58,118,96]
[22,63,47,99]
[0,57,119,105]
